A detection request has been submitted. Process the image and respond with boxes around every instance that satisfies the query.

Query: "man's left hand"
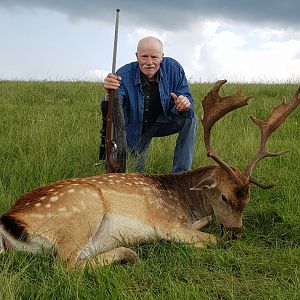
[171,93,191,112]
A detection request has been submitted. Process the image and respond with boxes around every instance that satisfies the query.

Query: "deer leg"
[159,226,217,248]
[76,247,139,268]
[191,216,212,230]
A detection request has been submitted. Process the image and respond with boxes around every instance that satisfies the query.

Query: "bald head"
[137,37,164,55]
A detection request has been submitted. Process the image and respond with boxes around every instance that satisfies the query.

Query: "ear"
[190,176,217,191]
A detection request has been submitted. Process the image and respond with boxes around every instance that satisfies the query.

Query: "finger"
[104,74,121,90]
[177,95,185,103]
[176,96,186,109]
[177,97,190,111]
[105,75,121,84]
[107,73,121,81]
[170,92,178,102]
[104,81,120,90]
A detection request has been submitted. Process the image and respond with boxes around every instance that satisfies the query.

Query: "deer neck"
[153,166,216,224]
[184,167,215,222]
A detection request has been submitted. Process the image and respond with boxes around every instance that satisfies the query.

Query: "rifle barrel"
[112,9,120,74]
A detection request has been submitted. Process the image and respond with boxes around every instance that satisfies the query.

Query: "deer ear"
[190,176,217,191]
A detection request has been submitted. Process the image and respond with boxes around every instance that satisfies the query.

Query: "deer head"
[201,80,300,238]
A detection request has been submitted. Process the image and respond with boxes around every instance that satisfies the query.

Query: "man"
[103,36,198,173]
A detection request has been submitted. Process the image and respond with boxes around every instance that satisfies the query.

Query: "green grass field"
[0,80,299,299]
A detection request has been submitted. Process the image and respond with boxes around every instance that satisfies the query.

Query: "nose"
[221,225,242,240]
[146,60,153,65]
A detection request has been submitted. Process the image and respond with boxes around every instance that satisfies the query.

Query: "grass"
[0,80,299,299]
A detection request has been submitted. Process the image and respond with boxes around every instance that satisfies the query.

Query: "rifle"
[104,9,126,173]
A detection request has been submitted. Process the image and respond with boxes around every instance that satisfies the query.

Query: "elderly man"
[103,36,198,173]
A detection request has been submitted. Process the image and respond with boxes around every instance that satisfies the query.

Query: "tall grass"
[0,80,299,299]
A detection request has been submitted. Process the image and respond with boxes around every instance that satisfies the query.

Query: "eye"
[222,195,229,204]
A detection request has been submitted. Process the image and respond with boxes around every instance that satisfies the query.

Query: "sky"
[1,0,300,83]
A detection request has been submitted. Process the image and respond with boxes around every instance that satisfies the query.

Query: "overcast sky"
[1,0,300,82]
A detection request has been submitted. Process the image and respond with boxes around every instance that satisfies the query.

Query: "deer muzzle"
[221,225,242,240]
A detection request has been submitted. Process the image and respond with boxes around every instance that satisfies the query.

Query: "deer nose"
[221,225,242,240]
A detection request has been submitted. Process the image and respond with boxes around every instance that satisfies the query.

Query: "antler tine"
[245,86,300,179]
[248,176,275,189]
[202,80,251,185]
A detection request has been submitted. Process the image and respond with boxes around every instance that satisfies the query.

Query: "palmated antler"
[245,86,300,186]
[202,80,251,185]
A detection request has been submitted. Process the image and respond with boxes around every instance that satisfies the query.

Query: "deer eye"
[222,195,229,204]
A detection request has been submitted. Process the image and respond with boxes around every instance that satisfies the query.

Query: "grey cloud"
[1,0,300,30]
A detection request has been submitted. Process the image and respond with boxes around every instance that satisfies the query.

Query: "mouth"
[220,225,242,240]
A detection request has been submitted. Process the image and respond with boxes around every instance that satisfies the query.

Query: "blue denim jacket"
[116,57,195,149]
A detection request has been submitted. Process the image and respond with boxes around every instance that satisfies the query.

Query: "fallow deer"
[0,80,299,268]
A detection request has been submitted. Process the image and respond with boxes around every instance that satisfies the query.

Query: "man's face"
[136,41,163,80]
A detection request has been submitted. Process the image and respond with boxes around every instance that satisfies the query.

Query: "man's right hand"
[104,73,121,92]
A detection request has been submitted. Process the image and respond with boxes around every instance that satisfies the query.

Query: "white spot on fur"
[40,196,46,200]
[126,182,132,186]
[67,189,75,193]
[142,187,151,191]
[35,203,41,207]
[46,204,51,208]
[50,196,58,202]
[49,189,55,192]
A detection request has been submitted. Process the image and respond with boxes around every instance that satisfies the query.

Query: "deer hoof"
[119,247,139,264]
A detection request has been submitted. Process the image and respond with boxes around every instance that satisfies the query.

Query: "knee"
[181,115,198,130]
